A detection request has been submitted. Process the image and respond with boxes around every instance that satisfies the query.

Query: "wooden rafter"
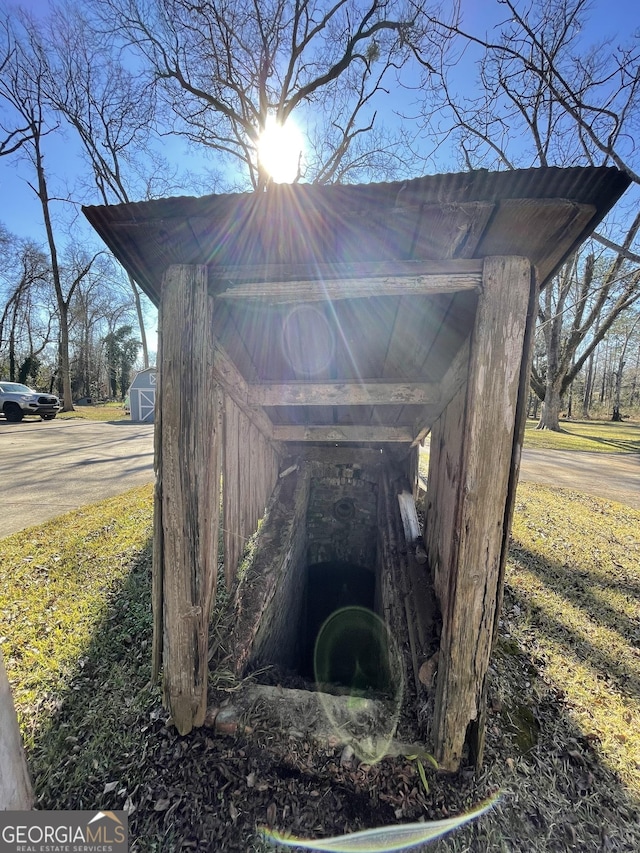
[272,425,413,442]
[213,260,482,303]
[249,381,440,407]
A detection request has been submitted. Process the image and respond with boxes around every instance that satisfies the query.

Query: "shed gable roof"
[83,166,630,307]
[83,166,630,446]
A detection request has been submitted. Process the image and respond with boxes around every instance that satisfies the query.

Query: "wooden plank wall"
[223,394,280,589]
[424,256,532,771]
[424,383,467,615]
[152,264,281,736]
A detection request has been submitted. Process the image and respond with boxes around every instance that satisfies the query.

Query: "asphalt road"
[1,419,638,539]
[0,418,154,538]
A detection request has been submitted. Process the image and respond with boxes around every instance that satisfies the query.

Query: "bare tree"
[530,244,640,426]
[0,11,101,410]
[43,4,174,367]
[95,0,448,189]
[420,0,640,428]
[607,310,640,418]
[66,250,135,399]
[0,235,53,381]
[628,325,640,407]
[0,17,35,156]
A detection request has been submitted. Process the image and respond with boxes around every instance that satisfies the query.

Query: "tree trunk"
[613,361,625,416]
[8,324,16,380]
[536,382,562,430]
[582,350,595,417]
[630,343,640,406]
[34,135,74,411]
[129,273,149,368]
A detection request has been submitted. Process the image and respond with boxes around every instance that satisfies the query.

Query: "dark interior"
[302,561,389,691]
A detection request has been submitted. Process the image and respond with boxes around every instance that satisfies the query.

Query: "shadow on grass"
[570,432,640,453]
[511,541,640,635]
[25,543,272,852]
[431,608,640,853]
[525,419,640,453]
[25,541,640,852]
[27,545,157,809]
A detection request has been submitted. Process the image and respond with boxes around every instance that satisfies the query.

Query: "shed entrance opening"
[233,458,411,703]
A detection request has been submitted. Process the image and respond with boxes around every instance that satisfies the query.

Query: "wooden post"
[0,651,33,808]
[428,256,532,771]
[151,295,164,684]
[157,264,222,735]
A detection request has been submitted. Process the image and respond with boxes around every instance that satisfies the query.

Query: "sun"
[257,116,304,184]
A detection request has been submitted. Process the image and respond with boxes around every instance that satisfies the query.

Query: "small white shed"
[129,367,157,423]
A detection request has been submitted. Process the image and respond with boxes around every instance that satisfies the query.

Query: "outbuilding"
[82,166,630,771]
[128,366,157,423]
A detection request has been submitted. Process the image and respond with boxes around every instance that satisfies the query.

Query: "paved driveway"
[519,448,640,510]
[0,418,154,538]
[2,419,638,540]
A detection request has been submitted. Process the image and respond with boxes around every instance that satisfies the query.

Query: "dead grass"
[430,481,640,851]
[58,402,129,422]
[508,483,640,792]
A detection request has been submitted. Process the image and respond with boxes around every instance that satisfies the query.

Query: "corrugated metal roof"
[83,166,630,306]
[82,166,631,442]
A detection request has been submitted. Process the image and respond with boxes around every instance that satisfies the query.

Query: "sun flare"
[257,117,304,184]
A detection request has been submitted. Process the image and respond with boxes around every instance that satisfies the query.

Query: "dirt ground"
[93,617,639,853]
[23,449,639,850]
[26,592,640,852]
[33,573,636,853]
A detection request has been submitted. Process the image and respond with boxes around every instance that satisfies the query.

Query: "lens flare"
[314,606,404,764]
[261,793,502,851]
[281,304,335,376]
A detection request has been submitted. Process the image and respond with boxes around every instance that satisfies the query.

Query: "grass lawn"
[419,418,640,465]
[58,402,130,422]
[1,482,639,850]
[522,416,640,453]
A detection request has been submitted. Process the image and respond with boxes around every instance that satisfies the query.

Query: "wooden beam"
[0,651,33,808]
[250,381,440,407]
[411,339,471,445]
[272,424,413,442]
[158,264,222,736]
[212,342,277,444]
[282,445,388,465]
[213,260,483,303]
[151,295,165,684]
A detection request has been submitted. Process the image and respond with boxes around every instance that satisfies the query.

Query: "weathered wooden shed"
[83,166,629,771]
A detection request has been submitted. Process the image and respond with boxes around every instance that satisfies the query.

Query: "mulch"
[121,691,491,853]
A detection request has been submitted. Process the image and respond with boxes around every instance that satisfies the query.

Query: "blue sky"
[0,0,638,246]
